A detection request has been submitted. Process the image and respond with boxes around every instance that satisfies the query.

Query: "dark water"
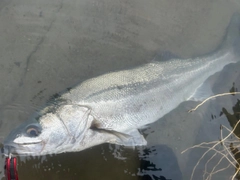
[13,144,181,180]
[0,0,240,180]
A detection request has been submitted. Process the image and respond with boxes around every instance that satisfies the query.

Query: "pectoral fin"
[91,125,147,147]
[110,129,147,146]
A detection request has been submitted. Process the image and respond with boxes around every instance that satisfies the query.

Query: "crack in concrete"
[19,0,64,87]
[0,0,65,110]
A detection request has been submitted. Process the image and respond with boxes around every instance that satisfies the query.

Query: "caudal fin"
[221,12,240,57]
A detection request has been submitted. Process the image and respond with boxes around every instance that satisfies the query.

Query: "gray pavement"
[0,0,240,179]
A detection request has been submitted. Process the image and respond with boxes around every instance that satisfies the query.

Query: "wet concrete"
[0,0,240,179]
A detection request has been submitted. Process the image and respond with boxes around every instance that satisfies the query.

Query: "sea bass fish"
[2,13,240,156]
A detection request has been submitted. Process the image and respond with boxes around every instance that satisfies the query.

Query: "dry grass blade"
[188,92,240,113]
[182,121,240,180]
[182,92,240,180]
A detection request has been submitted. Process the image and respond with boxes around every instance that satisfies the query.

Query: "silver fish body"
[2,13,240,156]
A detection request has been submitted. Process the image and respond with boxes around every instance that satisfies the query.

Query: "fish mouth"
[1,142,20,156]
[1,142,40,156]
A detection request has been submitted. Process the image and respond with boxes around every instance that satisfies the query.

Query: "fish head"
[2,104,94,156]
[2,120,43,156]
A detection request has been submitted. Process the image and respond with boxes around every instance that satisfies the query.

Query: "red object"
[4,157,18,180]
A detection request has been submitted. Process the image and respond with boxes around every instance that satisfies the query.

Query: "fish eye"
[26,127,40,137]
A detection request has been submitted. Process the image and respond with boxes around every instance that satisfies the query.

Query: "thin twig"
[188,92,240,112]
[182,120,240,180]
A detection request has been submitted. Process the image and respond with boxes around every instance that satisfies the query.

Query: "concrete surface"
[0,0,240,179]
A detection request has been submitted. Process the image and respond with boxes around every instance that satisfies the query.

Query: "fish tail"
[221,12,240,59]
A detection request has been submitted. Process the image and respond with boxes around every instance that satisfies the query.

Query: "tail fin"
[221,12,240,57]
